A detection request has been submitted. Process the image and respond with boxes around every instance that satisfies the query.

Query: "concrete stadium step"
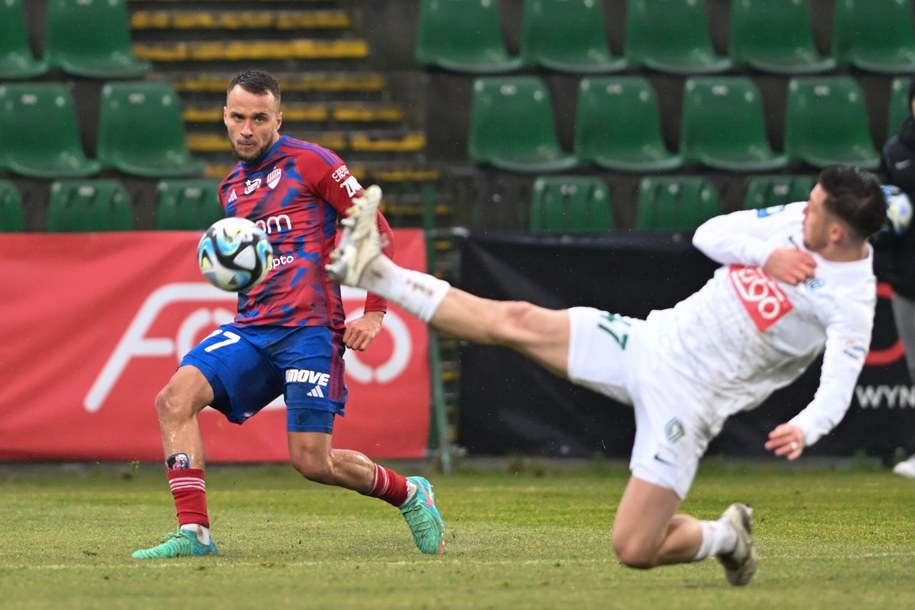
[183,101,407,125]
[200,162,441,183]
[187,130,426,156]
[149,71,389,96]
[130,9,351,32]
[133,39,368,62]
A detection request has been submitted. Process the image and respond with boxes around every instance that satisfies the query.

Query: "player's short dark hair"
[227,70,281,104]
[818,165,887,241]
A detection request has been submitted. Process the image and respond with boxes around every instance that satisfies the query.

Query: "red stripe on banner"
[0,230,430,461]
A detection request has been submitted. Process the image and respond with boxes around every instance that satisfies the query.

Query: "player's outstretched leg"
[400,476,445,554]
[715,503,758,586]
[327,184,383,287]
[132,527,219,559]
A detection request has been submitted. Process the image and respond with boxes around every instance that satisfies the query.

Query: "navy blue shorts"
[181,324,347,433]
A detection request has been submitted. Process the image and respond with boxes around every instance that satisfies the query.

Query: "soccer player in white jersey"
[327,165,887,585]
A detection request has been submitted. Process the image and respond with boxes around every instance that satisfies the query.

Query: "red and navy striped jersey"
[218,135,393,329]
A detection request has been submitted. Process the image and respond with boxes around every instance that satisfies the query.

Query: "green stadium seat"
[529,176,614,234]
[46,180,134,232]
[43,0,151,78]
[743,175,816,209]
[624,0,731,74]
[679,77,787,172]
[519,0,626,73]
[468,77,578,173]
[0,83,100,178]
[97,81,205,178]
[155,178,224,230]
[728,0,835,74]
[0,180,25,232]
[414,0,523,73]
[784,77,880,169]
[635,176,722,231]
[832,0,915,73]
[888,77,912,138]
[573,77,681,172]
[0,0,49,78]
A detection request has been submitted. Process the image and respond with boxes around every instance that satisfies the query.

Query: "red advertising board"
[0,230,430,461]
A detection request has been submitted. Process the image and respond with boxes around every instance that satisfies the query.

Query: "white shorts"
[566,307,714,499]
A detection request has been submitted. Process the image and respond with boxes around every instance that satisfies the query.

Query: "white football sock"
[401,479,418,507]
[693,519,737,561]
[180,523,211,545]
[361,255,451,322]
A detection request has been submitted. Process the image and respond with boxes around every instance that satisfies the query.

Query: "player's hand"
[343,310,384,351]
[764,423,805,461]
[763,247,816,285]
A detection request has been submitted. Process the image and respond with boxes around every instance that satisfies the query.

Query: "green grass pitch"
[1,459,914,609]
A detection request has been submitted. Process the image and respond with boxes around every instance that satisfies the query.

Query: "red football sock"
[363,463,409,507]
[168,468,210,528]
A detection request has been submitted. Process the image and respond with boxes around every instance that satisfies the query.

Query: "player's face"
[224,85,282,163]
[802,184,834,251]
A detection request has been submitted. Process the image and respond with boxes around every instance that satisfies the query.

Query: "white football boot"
[326,185,383,287]
[716,502,759,586]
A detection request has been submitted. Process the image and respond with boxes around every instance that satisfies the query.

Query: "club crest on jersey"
[244,178,261,195]
[267,167,282,189]
[665,418,685,443]
[728,265,794,332]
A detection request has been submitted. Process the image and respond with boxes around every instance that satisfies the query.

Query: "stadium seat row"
[528,174,815,234]
[0,0,149,80]
[416,0,915,75]
[0,173,812,235]
[0,178,223,233]
[0,81,202,180]
[468,75,906,174]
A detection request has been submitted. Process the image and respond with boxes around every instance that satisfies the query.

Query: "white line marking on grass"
[0,557,615,571]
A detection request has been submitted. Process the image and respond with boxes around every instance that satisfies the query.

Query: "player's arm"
[767,299,875,459]
[693,202,816,285]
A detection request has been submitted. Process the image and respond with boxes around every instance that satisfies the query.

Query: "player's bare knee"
[291,454,334,484]
[154,385,190,424]
[612,534,658,570]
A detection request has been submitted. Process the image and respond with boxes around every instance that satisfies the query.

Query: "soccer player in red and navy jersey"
[133,70,444,559]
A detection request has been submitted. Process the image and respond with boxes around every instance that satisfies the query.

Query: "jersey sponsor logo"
[269,253,295,270]
[227,189,238,204]
[255,214,292,234]
[342,175,362,198]
[728,265,793,332]
[331,164,350,183]
[286,368,330,397]
[267,167,282,189]
[244,178,261,195]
